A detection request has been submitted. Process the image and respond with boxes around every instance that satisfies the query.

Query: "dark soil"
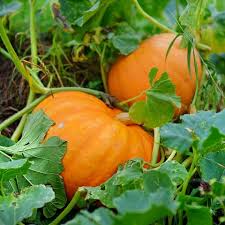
[0,56,28,136]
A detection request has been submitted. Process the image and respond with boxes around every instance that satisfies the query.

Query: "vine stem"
[49,190,82,225]
[132,0,174,33]
[0,47,11,59]
[0,87,106,132]
[181,149,198,195]
[178,148,199,225]
[119,90,146,106]
[165,150,176,162]
[182,156,193,168]
[11,0,37,141]
[0,18,47,94]
[100,43,108,92]
[132,0,211,51]
[151,127,160,165]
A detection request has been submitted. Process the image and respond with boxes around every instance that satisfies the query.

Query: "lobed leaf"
[129,69,181,128]
[0,111,67,218]
[0,185,54,225]
[199,151,225,182]
[160,110,225,154]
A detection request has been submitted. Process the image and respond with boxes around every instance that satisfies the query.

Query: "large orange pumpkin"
[108,33,202,114]
[35,91,154,199]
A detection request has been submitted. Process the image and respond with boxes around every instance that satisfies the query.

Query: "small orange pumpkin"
[35,91,154,199]
[108,33,202,115]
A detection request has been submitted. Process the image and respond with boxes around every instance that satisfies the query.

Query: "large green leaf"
[160,110,225,154]
[85,159,145,208]
[108,22,142,55]
[0,111,67,218]
[65,188,178,225]
[143,170,175,194]
[0,0,21,17]
[75,0,115,27]
[0,136,14,147]
[0,159,30,182]
[59,0,92,24]
[0,159,30,195]
[199,151,225,182]
[64,208,115,225]
[114,189,178,225]
[158,161,188,185]
[0,185,54,225]
[85,159,177,215]
[186,205,213,225]
[129,69,181,128]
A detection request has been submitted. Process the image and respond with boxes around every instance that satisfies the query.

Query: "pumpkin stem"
[115,112,136,125]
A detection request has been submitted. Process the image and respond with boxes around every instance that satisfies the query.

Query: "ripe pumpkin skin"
[108,33,202,114]
[35,91,153,199]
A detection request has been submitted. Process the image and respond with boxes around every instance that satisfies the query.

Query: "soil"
[0,56,28,136]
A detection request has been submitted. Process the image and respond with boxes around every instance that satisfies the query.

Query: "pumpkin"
[108,33,202,115]
[35,91,154,199]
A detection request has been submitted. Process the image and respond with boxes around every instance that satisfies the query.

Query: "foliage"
[0,0,224,225]
[0,111,67,219]
[129,68,181,128]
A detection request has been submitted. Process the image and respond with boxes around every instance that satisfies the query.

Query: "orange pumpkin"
[35,91,154,199]
[108,33,202,115]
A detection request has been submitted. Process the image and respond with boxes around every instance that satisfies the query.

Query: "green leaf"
[114,189,178,225]
[65,208,115,225]
[75,0,114,27]
[0,110,54,155]
[199,151,225,182]
[0,0,21,17]
[186,205,213,225]
[85,159,145,208]
[0,159,30,183]
[0,185,54,225]
[67,159,178,225]
[0,136,14,147]
[158,161,188,185]
[67,189,178,225]
[148,67,158,86]
[160,123,193,153]
[59,0,92,25]
[143,170,175,194]
[179,0,207,30]
[0,136,15,163]
[108,22,142,55]
[9,0,55,33]
[0,111,67,218]
[129,71,181,128]
[160,110,225,153]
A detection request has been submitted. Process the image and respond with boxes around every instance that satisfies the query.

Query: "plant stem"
[11,0,37,141]
[11,92,35,141]
[49,190,82,225]
[0,18,47,94]
[151,127,160,165]
[119,90,146,106]
[178,149,199,225]
[132,0,174,33]
[30,0,38,66]
[181,150,198,195]
[100,44,108,92]
[0,47,11,60]
[132,0,211,52]
[0,87,107,132]
[182,156,193,168]
[165,150,177,162]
